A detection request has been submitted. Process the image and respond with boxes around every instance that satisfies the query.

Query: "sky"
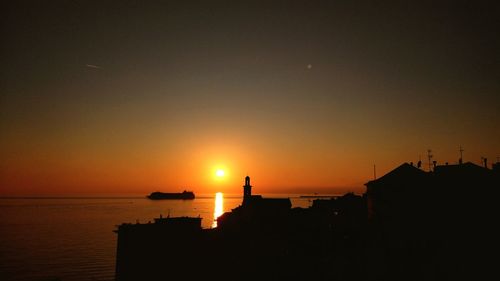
[1,1,499,196]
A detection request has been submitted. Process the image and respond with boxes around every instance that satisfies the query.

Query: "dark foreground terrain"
[116,162,498,281]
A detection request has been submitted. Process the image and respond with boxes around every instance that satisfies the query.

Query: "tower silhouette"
[243,176,252,199]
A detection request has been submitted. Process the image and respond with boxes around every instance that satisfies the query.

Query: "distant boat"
[147,191,195,200]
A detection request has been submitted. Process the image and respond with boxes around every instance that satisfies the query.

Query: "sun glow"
[215,169,225,177]
[212,192,224,228]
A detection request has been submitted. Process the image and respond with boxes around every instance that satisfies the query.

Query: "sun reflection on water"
[212,192,224,228]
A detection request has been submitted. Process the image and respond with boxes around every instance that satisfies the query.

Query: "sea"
[0,194,315,281]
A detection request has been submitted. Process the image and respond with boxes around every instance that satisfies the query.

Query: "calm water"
[0,194,313,281]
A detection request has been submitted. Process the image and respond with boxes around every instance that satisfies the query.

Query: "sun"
[215,169,225,177]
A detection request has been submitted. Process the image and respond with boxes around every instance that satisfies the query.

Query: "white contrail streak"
[86,64,102,69]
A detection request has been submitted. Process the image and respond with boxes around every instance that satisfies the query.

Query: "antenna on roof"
[459,146,464,164]
[373,164,376,180]
[427,149,433,172]
[481,157,488,168]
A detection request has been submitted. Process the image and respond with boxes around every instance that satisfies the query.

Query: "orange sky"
[1,119,498,196]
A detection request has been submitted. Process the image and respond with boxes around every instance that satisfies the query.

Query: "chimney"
[483,158,488,169]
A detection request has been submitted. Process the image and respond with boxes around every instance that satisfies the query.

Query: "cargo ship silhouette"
[146,190,195,200]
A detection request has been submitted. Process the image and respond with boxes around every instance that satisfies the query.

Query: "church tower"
[243,176,252,199]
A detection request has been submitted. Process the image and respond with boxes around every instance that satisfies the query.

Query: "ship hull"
[147,191,195,200]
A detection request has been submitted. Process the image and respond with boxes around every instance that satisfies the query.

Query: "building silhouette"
[365,161,498,280]
[243,175,252,198]
[115,159,499,281]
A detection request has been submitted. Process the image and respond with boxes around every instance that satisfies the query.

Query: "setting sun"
[216,169,225,177]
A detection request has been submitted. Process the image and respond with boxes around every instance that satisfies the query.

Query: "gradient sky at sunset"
[1,1,499,196]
